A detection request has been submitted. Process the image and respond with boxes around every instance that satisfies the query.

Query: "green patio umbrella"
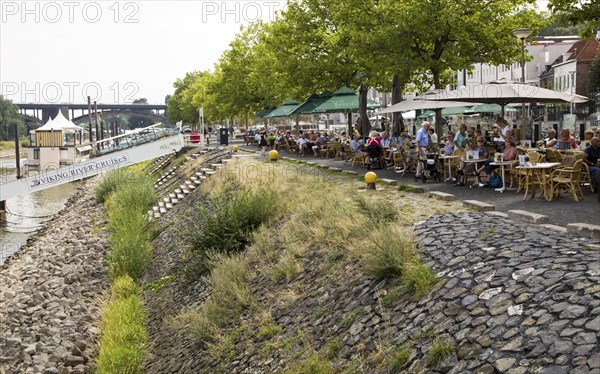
[417,110,435,119]
[289,91,333,115]
[441,106,473,115]
[264,99,300,118]
[253,105,277,119]
[310,86,383,113]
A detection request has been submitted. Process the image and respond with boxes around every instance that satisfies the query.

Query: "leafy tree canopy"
[0,95,25,141]
[548,0,599,38]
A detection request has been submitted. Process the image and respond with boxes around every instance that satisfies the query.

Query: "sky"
[1,0,549,105]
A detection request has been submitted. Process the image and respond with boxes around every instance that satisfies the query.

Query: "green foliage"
[185,187,276,274]
[361,229,416,280]
[285,353,335,374]
[426,340,455,366]
[102,168,155,281]
[258,323,283,340]
[0,95,26,141]
[95,168,135,203]
[549,0,600,38]
[402,262,436,297]
[326,338,342,359]
[97,275,147,374]
[111,275,139,299]
[419,324,436,341]
[355,194,398,224]
[398,184,423,193]
[143,275,176,294]
[385,346,413,372]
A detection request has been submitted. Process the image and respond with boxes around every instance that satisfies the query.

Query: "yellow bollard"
[365,172,377,190]
[269,150,279,161]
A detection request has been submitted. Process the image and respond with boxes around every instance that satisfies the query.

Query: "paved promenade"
[237,142,599,228]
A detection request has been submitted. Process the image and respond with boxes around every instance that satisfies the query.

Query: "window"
[33,148,40,160]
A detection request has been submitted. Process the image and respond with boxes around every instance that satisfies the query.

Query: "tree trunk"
[432,69,443,146]
[391,74,404,136]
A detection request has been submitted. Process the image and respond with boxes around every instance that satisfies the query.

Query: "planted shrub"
[186,187,276,273]
[95,168,135,203]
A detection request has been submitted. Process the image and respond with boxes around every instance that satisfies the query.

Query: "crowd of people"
[244,120,600,193]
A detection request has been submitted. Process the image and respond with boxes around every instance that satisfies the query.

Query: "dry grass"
[172,158,465,367]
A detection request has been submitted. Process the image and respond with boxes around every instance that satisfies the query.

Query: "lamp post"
[513,28,532,140]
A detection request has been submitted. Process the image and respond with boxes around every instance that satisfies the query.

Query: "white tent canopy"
[377,97,477,114]
[37,110,83,131]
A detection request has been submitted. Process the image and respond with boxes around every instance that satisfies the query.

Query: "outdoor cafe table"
[515,162,561,201]
[489,160,515,193]
[439,155,460,181]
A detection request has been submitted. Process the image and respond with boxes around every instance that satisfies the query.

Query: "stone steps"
[150,160,224,220]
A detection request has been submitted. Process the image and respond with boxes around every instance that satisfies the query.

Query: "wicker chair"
[548,159,584,202]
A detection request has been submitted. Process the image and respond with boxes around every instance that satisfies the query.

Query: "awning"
[76,145,93,152]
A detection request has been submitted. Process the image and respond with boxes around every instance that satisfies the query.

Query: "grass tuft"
[385,346,413,371]
[402,262,437,297]
[285,353,335,374]
[359,227,416,280]
[355,194,398,223]
[426,340,455,365]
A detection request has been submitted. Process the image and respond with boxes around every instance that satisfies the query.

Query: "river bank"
[0,159,77,267]
[0,177,110,374]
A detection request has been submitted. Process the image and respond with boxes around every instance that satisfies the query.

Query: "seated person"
[296,134,308,156]
[339,131,348,144]
[366,131,381,147]
[557,128,577,149]
[311,132,327,156]
[350,134,364,155]
[477,140,518,176]
[454,124,469,149]
[545,128,558,148]
[266,132,277,148]
[454,137,488,186]
[444,132,456,156]
[380,132,392,148]
[579,130,594,151]
[583,137,600,192]
[428,128,438,144]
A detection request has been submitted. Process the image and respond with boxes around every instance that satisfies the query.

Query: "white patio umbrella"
[377,96,477,114]
[428,81,589,117]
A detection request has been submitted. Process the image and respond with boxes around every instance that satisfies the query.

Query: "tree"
[166,71,204,124]
[0,95,25,141]
[549,0,599,38]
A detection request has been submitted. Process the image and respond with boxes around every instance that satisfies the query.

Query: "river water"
[0,159,77,266]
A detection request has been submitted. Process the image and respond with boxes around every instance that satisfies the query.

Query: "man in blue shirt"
[416,121,431,151]
[583,137,600,192]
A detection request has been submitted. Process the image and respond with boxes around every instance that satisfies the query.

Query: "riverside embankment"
[0,178,110,374]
